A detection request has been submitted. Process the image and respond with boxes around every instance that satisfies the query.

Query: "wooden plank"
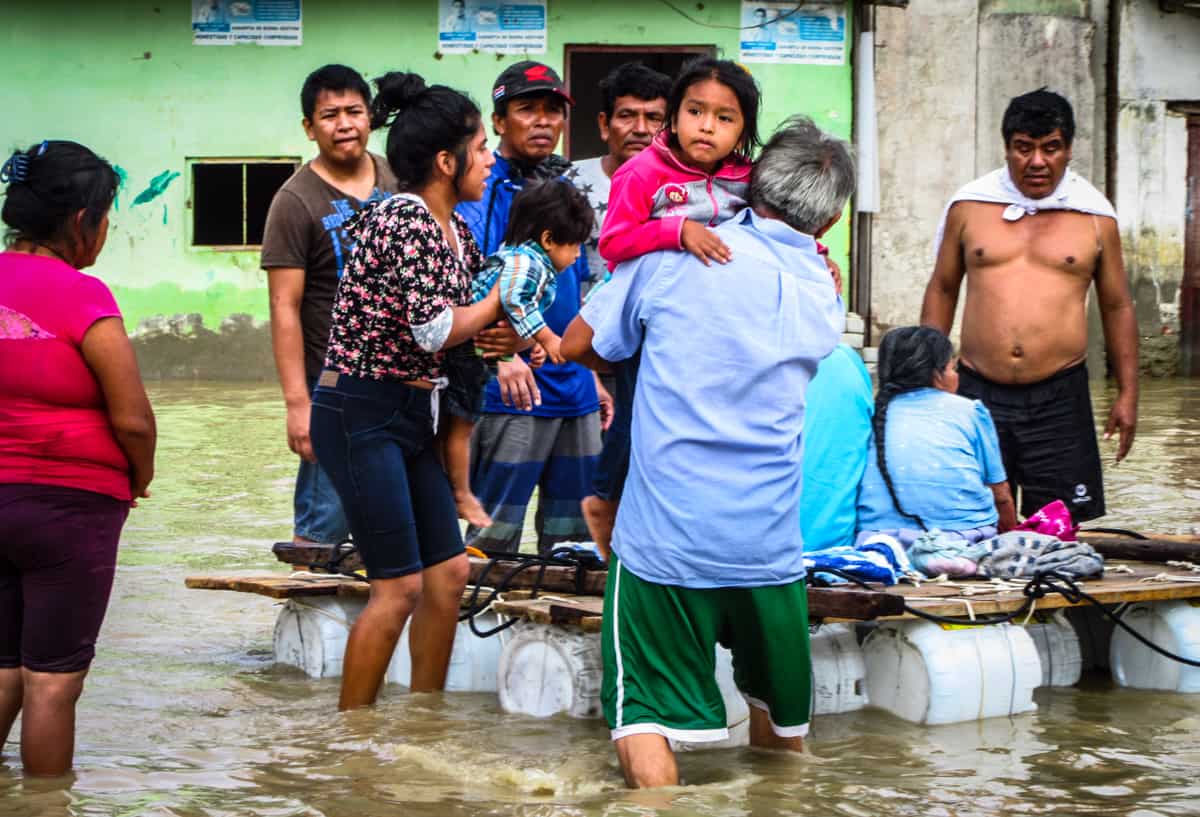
[272,541,364,573]
[273,542,610,595]
[184,574,349,599]
[1079,535,1200,565]
[808,587,906,619]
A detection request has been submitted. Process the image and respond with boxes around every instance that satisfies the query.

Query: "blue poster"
[438,0,546,54]
[739,1,846,65]
[192,0,303,46]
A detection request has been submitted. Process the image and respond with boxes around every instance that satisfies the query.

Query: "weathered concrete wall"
[1112,0,1200,370]
[870,0,1107,342]
[871,0,979,338]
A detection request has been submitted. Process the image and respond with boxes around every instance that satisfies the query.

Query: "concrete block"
[841,332,864,349]
[845,312,865,334]
[861,346,879,363]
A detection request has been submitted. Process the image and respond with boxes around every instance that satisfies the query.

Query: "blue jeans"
[294,379,351,544]
[310,372,463,580]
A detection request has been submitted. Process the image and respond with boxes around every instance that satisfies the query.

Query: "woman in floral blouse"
[310,72,506,710]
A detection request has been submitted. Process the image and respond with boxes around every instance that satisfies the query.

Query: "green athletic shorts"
[601,555,812,743]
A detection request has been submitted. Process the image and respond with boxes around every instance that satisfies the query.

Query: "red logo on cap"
[524,65,552,82]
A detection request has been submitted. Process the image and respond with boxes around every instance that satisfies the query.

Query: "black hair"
[872,326,956,531]
[2,140,118,248]
[370,72,482,192]
[1002,88,1075,147]
[599,62,672,120]
[503,180,594,248]
[301,64,372,121]
[665,57,762,162]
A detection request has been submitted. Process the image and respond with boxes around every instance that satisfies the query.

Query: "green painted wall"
[1,0,853,372]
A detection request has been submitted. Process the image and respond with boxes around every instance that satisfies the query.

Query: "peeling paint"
[132,170,180,207]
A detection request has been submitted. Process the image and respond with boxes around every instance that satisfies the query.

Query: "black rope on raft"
[812,567,1200,668]
[459,546,607,639]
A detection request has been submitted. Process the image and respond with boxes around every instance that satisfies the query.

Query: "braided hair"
[872,326,955,531]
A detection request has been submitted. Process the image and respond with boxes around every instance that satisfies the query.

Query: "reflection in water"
[1,380,1197,815]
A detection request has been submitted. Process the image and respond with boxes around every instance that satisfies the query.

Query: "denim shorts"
[310,371,463,580]
[592,350,640,502]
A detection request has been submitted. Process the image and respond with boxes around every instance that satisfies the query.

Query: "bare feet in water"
[581,495,617,561]
[456,490,494,529]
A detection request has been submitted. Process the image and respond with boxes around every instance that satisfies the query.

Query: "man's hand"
[824,255,843,296]
[496,357,541,411]
[680,221,732,266]
[475,320,531,358]
[595,375,614,432]
[287,399,317,463]
[1104,394,1137,463]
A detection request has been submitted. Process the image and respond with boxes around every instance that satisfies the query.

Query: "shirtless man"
[921,89,1138,523]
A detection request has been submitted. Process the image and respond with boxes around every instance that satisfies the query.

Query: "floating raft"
[186,533,1200,729]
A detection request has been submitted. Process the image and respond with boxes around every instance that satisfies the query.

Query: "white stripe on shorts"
[613,563,625,729]
[745,694,810,738]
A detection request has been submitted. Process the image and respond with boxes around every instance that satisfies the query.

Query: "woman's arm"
[989,482,1017,532]
[80,317,156,500]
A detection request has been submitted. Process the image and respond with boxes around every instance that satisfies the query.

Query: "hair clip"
[36,140,48,156]
[0,152,30,184]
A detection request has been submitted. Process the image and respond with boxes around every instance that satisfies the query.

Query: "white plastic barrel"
[497,624,750,750]
[272,596,510,692]
[810,623,868,714]
[1110,600,1200,692]
[497,622,604,719]
[1024,610,1083,687]
[273,596,359,679]
[862,620,1040,724]
[387,611,512,692]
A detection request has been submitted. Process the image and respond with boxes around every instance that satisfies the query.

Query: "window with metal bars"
[190,159,298,248]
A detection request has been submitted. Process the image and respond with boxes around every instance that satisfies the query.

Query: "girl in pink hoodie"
[583,59,762,555]
[598,58,760,270]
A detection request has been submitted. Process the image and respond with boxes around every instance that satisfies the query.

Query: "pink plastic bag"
[1015,499,1078,541]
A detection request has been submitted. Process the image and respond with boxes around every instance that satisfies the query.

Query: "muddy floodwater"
[3,379,1200,816]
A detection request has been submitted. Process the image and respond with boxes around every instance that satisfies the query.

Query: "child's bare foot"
[456,491,494,529]
[581,495,617,560]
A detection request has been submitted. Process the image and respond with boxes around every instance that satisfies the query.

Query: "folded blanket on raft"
[805,535,914,586]
[908,531,1104,580]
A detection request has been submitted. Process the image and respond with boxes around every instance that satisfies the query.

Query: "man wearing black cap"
[457,60,611,554]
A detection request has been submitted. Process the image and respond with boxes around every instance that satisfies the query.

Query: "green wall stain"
[111,281,269,335]
[113,164,128,210]
[132,170,180,206]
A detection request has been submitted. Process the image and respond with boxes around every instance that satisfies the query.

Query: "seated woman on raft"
[856,326,1016,547]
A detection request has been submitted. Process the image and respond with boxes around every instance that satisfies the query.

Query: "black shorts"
[441,344,494,422]
[957,361,1105,522]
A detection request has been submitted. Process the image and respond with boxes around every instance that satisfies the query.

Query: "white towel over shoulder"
[932,167,1117,260]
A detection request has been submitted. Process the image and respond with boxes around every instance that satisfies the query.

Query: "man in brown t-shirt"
[260,64,399,545]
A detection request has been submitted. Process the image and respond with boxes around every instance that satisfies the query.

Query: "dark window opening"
[564,45,716,162]
[192,160,298,247]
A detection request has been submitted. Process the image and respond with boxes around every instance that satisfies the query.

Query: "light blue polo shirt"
[857,388,1008,533]
[581,208,843,589]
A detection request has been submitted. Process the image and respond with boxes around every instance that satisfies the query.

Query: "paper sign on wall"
[192,1,302,46]
[438,0,547,54]
[739,1,846,65]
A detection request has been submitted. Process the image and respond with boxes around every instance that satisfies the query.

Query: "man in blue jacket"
[458,60,610,553]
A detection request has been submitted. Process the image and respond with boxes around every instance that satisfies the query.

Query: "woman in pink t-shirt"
[0,141,155,777]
